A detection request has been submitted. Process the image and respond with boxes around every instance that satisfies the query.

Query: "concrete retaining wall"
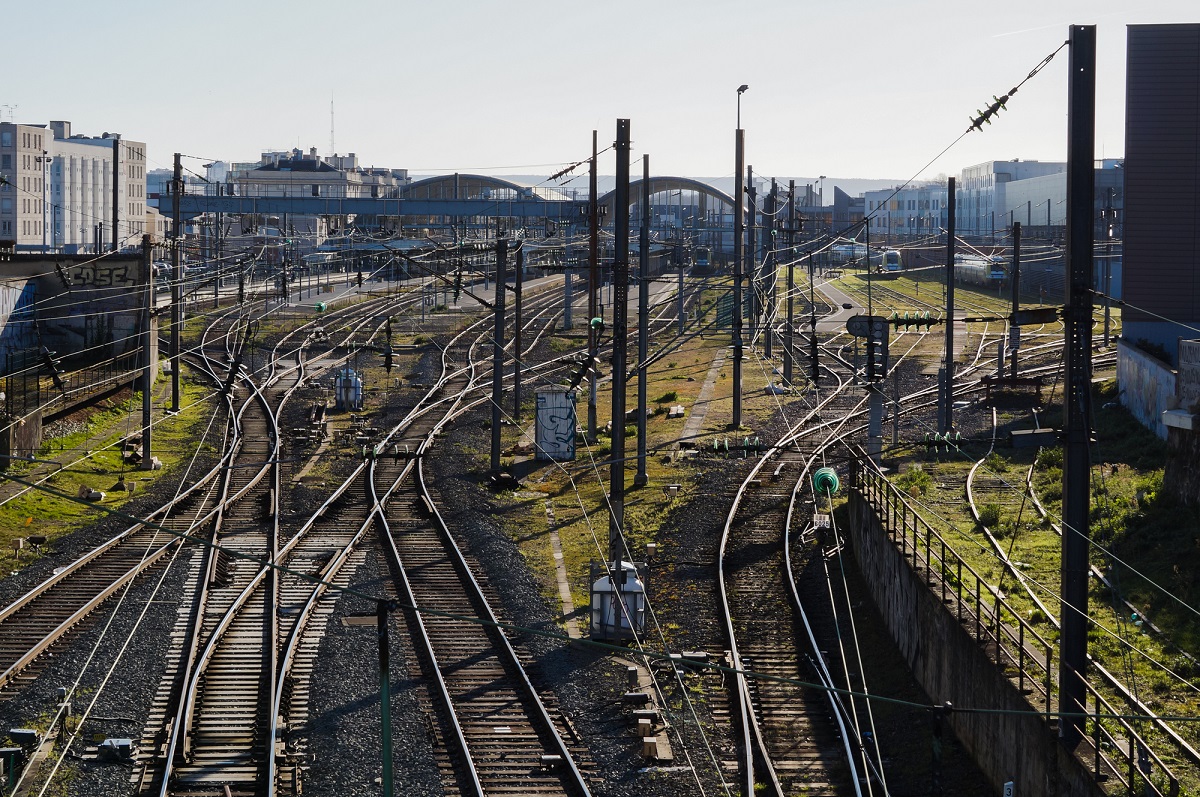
[1117,339,1175,439]
[847,494,1106,797]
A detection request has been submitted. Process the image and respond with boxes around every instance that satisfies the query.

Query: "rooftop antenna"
[329,96,335,159]
[0,105,16,123]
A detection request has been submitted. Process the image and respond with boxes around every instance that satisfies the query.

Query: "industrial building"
[1121,23,1200,364]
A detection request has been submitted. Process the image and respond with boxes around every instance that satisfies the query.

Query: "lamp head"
[737,84,749,94]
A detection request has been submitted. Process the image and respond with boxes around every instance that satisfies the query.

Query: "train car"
[830,242,868,265]
[301,251,338,272]
[692,246,711,273]
[882,249,903,274]
[953,253,1007,287]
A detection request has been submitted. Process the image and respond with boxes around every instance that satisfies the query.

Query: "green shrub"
[1038,446,1064,468]
[1134,472,1161,508]
[896,465,933,498]
[978,502,1001,529]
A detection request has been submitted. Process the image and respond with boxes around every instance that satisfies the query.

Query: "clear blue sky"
[4,1,1194,182]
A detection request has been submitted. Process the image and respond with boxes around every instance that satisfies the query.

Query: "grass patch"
[0,373,218,569]
[885,376,1200,784]
[482,315,729,621]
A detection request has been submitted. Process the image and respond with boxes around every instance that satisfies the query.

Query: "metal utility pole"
[941,177,957,434]
[514,244,524,422]
[489,238,508,474]
[1010,222,1022,378]
[563,262,573,329]
[636,156,650,488]
[1103,187,1114,347]
[111,139,120,251]
[1060,23,1096,751]
[171,153,182,413]
[865,222,874,381]
[677,231,685,337]
[784,181,795,385]
[732,128,745,430]
[588,131,600,442]
[140,236,153,468]
[810,252,819,384]
[608,119,632,558]
[746,167,757,342]
[764,179,777,359]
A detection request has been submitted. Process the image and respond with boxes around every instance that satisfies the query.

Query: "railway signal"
[846,315,889,382]
[922,431,962,453]
[889,311,941,330]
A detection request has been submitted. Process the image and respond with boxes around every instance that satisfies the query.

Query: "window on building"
[0,131,11,147]
[312,184,320,197]
[0,154,9,169]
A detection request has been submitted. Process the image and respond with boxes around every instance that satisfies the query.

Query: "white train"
[953,253,1007,286]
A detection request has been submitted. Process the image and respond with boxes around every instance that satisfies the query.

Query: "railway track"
[713,312,1029,795]
[137,273,587,795]
[371,331,593,795]
[4,266,675,795]
[717,353,873,796]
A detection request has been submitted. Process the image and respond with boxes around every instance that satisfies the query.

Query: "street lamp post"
[671,189,686,336]
[818,175,827,230]
[36,150,52,254]
[733,85,748,430]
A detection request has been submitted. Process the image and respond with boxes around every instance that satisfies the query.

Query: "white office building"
[956,159,1065,237]
[0,120,147,253]
[863,183,948,241]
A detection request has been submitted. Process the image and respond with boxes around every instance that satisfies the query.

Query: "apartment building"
[0,120,147,253]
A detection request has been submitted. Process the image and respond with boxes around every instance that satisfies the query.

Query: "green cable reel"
[812,466,840,496]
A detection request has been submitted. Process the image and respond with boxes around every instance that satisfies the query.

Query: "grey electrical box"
[8,729,37,748]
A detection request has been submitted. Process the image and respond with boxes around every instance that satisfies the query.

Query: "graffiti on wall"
[70,262,138,288]
[1117,341,1174,440]
[536,390,577,461]
[0,281,37,371]
[1177,340,1200,412]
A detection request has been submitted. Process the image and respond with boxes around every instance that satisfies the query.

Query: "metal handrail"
[854,459,1183,795]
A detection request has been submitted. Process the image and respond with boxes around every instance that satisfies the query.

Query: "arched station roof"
[599,176,735,215]
[401,173,572,202]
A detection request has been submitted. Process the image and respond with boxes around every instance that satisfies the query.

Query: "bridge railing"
[852,458,1180,797]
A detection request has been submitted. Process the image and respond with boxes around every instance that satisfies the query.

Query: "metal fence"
[852,458,1182,797]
